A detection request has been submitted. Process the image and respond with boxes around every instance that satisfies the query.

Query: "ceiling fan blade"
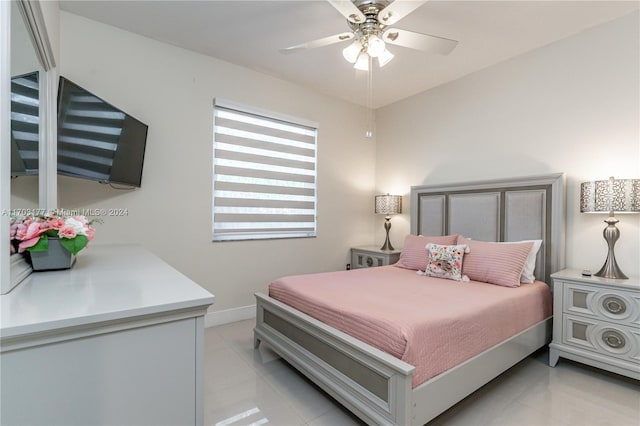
[327,0,366,24]
[279,32,355,54]
[383,28,458,55]
[377,0,427,26]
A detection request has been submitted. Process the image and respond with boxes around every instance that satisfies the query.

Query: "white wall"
[376,11,640,277]
[39,0,60,66]
[58,12,376,314]
[10,2,40,76]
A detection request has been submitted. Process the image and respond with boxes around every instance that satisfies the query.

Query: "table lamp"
[580,177,639,279]
[375,194,402,251]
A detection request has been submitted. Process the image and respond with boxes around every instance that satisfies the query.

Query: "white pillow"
[503,240,542,283]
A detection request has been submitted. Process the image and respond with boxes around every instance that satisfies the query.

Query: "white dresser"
[549,269,639,380]
[0,245,214,425]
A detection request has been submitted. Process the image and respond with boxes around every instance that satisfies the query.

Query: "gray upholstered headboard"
[410,173,566,284]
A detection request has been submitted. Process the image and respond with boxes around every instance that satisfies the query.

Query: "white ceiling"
[59,1,639,108]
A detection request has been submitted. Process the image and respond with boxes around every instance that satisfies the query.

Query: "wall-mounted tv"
[57,77,148,187]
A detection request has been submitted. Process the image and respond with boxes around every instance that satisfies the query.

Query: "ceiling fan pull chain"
[366,56,374,139]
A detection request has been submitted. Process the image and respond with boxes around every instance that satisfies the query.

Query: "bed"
[254,173,566,425]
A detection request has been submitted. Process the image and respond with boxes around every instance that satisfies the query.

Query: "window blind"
[212,101,317,241]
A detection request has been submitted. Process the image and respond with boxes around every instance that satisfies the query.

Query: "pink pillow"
[395,234,459,271]
[456,236,533,288]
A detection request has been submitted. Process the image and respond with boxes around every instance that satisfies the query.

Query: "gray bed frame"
[254,173,566,425]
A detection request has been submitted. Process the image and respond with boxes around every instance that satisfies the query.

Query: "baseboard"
[205,304,256,327]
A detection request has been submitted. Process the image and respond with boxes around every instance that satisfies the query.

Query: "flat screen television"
[57,77,148,187]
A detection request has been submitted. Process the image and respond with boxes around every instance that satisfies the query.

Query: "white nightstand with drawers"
[549,269,640,380]
[350,246,401,269]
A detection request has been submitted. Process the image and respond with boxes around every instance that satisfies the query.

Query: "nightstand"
[351,246,401,269]
[549,269,639,380]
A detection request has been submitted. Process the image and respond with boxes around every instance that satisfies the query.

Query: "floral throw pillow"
[423,243,469,282]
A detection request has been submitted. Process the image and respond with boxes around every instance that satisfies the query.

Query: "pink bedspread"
[269,265,552,388]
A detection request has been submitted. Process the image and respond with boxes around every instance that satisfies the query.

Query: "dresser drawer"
[353,252,384,268]
[563,314,640,365]
[562,282,640,328]
[350,246,400,269]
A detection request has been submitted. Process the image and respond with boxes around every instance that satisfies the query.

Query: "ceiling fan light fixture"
[377,48,394,67]
[342,40,362,64]
[366,35,385,57]
[353,51,369,71]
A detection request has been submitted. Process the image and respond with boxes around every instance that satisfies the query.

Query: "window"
[212,100,318,241]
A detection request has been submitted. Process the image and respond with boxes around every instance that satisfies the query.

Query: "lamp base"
[595,261,628,280]
[380,217,394,251]
[594,217,628,280]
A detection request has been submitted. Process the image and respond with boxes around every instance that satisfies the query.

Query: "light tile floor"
[204,320,639,426]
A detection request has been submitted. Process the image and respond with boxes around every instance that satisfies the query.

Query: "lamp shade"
[580,177,640,213]
[375,194,402,215]
[377,48,394,67]
[342,40,361,64]
[366,35,385,57]
[353,51,369,71]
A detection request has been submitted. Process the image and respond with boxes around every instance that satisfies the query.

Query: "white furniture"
[549,269,640,380]
[255,174,565,425]
[350,246,401,269]
[0,245,214,425]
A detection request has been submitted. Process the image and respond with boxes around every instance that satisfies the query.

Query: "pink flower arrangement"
[10,212,97,256]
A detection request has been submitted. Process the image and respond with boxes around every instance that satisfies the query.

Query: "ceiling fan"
[280,0,459,71]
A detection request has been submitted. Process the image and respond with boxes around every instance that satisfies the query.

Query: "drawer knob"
[602,330,626,349]
[366,257,374,267]
[602,297,626,315]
